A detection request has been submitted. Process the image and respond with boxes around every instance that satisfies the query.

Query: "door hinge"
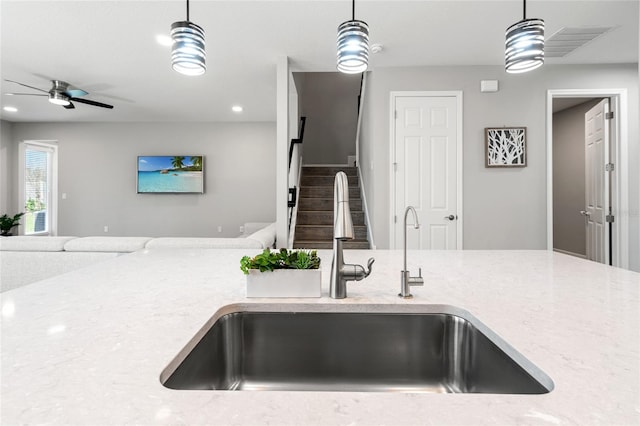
[605,163,615,172]
[393,162,398,172]
[394,110,398,119]
[605,111,614,120]
[606,215,615,223]
[394,215,397,224]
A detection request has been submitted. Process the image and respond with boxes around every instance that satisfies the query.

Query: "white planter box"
[246,269,321,298]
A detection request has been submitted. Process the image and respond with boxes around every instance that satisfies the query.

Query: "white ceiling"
[1,0,638,123]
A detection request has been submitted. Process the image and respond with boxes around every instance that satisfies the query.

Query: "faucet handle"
[364,257,375,278]
[408,267,424,286]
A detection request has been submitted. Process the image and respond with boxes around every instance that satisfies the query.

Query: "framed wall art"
[137,155,204,193]
[485,127,527,167]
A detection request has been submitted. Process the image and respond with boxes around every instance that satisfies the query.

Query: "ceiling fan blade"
[64,88,88,98]
[4,79,48,93]
[70,97,113,109]
[63,102,75,109]
[5,93,48,97]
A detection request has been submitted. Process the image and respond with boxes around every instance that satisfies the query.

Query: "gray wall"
[0,120,16,215]
[7,122,276,237]
[552,99,601,257]
[295,72,361,165]
[359,64,639,271]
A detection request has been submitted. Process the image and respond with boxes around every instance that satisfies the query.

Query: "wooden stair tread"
[294,165,369,249]
[293,240,370,249]
[301,166,358,176]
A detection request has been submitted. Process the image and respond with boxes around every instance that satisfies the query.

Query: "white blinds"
[24,145,52,233]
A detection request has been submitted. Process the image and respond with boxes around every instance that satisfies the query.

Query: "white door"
[392,95,459,249]
[583,99,609,264]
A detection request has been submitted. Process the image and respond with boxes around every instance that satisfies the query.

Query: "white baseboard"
[553,248,587,259]
[302,163,351,167]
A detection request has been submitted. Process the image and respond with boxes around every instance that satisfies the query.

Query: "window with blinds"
[22,144,54,235]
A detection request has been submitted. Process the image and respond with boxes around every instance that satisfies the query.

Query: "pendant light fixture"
[171,0,206,76]
[505,0,544,73]
[336,0,370,74]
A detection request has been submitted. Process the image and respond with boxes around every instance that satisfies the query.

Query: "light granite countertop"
[1,249,639,425]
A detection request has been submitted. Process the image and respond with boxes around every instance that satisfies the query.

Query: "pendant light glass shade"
[505,18,544,73]
[337,20,369,74]
[505,0,544,74]
[171,0,206,76]
[337,0,369,74]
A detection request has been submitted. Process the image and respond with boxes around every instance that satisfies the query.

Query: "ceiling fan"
[4,79,114,109]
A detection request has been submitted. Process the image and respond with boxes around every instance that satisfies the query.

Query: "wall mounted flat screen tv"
[137,156,204,194]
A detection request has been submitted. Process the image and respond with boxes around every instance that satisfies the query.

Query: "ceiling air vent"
[545,27,615,58]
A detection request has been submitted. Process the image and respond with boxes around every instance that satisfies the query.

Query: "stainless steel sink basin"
[161,304,553,393]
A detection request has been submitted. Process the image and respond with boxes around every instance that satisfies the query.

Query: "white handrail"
[355,73,375,249]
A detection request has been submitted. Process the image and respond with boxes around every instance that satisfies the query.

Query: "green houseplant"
[240,248,320,274]
[240,248,322,298]
[0,212,25,236]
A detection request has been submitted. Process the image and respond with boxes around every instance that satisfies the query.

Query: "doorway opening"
[546,89,629,269]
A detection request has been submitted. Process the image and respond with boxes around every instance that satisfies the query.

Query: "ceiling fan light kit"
[48,92,71,106]
[337,0,370,74]
[4,79,114,110]
[505,0,545,73]
[171,0,206,76]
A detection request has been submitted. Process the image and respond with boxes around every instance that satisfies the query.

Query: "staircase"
[293,166,370,249]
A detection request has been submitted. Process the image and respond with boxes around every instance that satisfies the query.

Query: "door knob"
[580,210,591,216]
[444,215,457,221]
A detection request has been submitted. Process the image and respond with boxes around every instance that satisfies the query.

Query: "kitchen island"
[1,249,638,425]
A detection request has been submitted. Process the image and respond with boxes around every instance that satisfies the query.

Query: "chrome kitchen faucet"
[399,206,424,298]
[330,171,374,299]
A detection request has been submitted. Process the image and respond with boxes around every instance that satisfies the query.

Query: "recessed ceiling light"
[370,44,383,54]
[232,105,243,113]
[156,34,173,47]
[3,106,17,112]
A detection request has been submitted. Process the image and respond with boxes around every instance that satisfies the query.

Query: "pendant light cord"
[523,0,526,20]
[186,0,190,22]
[352,0,355,21]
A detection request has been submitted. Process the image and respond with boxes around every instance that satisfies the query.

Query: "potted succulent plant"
[0,212,25,236]
[240,248,322,298]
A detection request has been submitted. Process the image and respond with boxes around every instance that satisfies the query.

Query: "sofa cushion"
[145,237,264,250]
[245,223,276,248]
[0,236,77,252]
[64,237,152,253]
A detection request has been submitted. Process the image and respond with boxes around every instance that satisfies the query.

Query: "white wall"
[8,122,276,237]
[0,120,16,215]
[359,64,639,271]
[552,99,601,257]
[295,72,361,165]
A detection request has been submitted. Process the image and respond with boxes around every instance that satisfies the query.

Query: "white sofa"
[0,223,276,292]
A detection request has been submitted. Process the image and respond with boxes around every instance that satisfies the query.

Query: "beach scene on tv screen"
[137,156,203,193]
